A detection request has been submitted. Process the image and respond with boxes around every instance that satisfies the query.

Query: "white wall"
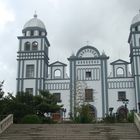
[108,78,136,113]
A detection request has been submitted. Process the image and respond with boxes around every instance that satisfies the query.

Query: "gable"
[110,59,129,65]
[49,61,67,66]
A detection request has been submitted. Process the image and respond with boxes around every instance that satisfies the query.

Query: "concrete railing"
[134,113,140,132]
[0,114,13,134]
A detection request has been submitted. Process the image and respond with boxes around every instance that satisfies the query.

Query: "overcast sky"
[0,0,140,93]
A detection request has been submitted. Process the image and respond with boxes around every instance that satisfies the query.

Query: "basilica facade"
[17,12,140,118]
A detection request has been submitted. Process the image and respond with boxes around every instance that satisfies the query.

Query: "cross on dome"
[34,11,37,18]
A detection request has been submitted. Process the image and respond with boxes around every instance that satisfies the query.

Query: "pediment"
[49,61,67,66]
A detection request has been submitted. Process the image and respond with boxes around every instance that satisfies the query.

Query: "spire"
[34,11,37,18]
[101,50,107,57]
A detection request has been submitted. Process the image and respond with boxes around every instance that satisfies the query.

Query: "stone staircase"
[0,123,140,140]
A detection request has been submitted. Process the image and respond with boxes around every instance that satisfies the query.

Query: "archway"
[117,106,128,120]
[54,69,61,78]
[116,67,124,77]
[88,104,97,119]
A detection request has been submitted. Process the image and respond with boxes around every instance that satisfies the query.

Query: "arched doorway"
[88,105,97,119]
[117,106,128,120]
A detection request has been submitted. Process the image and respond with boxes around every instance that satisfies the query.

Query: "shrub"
[104,114,115,123]
[127,112,134,123]
[42,117,56,124]
[74,104,93,123]
[22,114,42,124]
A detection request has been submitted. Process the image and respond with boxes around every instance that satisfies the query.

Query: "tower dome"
[22,13,47,36]
[132,11,140,25]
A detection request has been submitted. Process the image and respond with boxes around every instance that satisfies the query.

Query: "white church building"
[16,12,140,118]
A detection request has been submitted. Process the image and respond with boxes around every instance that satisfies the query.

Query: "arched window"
[32,41,38,51]
[24,42,30,51]
[54,69,61,78]
[117,67,124,77]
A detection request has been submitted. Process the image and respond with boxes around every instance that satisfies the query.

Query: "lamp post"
[62,108,66,120]
[122,99,129,120]
[109,107,114,116]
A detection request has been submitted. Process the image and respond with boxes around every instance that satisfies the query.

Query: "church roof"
[132,11,140,25]
[23,13,46,30]
[110,59,129,65]
[49,61,67,66]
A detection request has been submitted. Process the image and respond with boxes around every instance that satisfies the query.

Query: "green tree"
[75,104,93,123]
[0,81,4,99]
[35,90,62,116]
[0,90,62,123]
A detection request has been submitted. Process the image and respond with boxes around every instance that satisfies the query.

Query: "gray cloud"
[0,0,140,93]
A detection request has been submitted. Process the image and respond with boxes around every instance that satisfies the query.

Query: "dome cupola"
[132,11,140,25]
[129,11,140,32]
[22,13,47,36]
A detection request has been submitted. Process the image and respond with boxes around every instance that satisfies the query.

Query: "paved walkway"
[0,123,140,140]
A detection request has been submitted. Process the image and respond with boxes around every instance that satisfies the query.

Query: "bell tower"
[17,14,50,95]
[128,11,140,112]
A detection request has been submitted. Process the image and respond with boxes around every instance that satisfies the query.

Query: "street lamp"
[122,99,129,119]
[61,108,66,120]
[109,107,114,116]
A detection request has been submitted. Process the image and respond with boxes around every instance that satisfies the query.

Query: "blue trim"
[63,66,64,78]
[108,77,134,79]
[69,60,72,114]
[51,66,52,79]
[19,39,22,51]
[105,60,108,114]
[134,33,136,47]
[40,59,42,90]
[46,78,70,80]
[17,60,21,92]
[136,56,140,102]
[76,64,101,66]
[68,56,109,61]
[35,60,38,95]
[41,38,43,51]
[74,60,76,115]
[113,65,115,77]
[101,60,105,117]
[135,56,139,109]
[46,82,70,90]
[108,81,134,89]
[43,61,46,90]
[134,33,139,109]
[125,64,128,77]
[21,60,24,91]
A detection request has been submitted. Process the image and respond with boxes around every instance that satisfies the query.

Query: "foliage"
[103,111,134,123]
[0,81,4,99]
[127,112,134,123]
[104,114,115,123]
[41,117,56,124]
[35,90,62,117]
[22,115,42,124]
[0,90,62,123]
[74,104,93,123]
